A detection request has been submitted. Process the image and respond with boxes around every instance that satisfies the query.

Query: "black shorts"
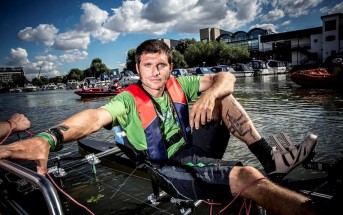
[155,122,242,201]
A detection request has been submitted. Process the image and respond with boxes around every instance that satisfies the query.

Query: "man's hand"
[189,90,220,129]
[0,137,50,175]
[190,72,235,129]
[8,113,31,132]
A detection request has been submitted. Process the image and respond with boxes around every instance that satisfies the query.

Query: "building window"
[314,39,318,43]
[326,35,335,41]
[325,20,336,31]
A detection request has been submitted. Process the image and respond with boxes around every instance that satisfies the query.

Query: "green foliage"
[184,41,250,67]
[88,58,110,78]
[126,49,136,72]
[175,38,197,54]
[172,50,188,68]
[67,68,83,81]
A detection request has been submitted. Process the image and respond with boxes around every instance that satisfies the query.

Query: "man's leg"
[229,165,319,215]
[192,121,230,159]
[217,95,317,180]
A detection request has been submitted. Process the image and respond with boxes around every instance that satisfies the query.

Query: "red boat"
[290,68,342,88]
[74,87,124,98]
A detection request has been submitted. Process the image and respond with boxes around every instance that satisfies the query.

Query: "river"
[0,73,342,214]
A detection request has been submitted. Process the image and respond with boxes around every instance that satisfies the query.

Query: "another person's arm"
[0,108,113,175]
[190,71,236,129]
[0,113,31,139]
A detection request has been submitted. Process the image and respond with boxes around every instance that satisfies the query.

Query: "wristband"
[46,127,64,151]
[35,133,56,151]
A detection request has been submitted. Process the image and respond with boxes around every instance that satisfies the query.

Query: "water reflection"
[229,74,343,175]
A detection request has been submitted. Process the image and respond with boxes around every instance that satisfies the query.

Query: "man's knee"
[237,166,265,179]
[230,166,266,195]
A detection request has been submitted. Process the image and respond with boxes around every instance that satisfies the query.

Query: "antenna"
[38,62,43,79]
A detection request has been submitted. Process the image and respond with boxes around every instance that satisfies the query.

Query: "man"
[0,113,31,140]
[0,40,319,215]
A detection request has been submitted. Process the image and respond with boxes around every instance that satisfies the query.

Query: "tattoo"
[53,125,69,131]
[225,100,257,140]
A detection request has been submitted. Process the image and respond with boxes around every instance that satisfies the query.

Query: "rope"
[0,120,34,144]
[0,120,13,144]
[218,177,266,215]
[47,173,95,215]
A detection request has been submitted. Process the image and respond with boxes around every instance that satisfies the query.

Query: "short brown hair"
[135,39,172,65]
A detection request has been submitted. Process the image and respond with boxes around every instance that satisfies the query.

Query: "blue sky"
[1,0,342,80]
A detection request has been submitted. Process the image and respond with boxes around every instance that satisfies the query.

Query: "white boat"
[9,87,23,93]
[46,83,58,90]
[266,60,287,74]
[249,60,271,76]
[56,83,65,89]
[212,64,254,78]
[117,70,140,87]
[229,63,254,77]
[23,83,37,92]
[66,80,80,90]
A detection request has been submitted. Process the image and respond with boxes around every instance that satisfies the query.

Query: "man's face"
[136,53,172,93]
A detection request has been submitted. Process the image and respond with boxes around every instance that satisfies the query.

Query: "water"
[1,73,343,214]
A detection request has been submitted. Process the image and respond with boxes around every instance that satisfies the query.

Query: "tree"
[11,73,26,87]
[88,58,110,78]
[175,38,197,54]
[184,41,250,67]
[172,50,188,68]
[126,49,136,72]
[67,68,83,81]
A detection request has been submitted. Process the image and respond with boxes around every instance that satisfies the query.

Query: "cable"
[0,120,13,144]
[47,173,95,215]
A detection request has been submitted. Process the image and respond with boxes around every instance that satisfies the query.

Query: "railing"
[0,159,63,215]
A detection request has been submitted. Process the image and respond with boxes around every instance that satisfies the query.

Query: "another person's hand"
[0,138,50,175]
[8,113,31,132]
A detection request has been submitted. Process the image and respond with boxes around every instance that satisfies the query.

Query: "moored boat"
[249,60,272,76]
[290,68,342,88]
[66,79,80,90]
[74,77,125,98]
[266,60,287,74]
[23,83,38,92]
[74,87,124,98]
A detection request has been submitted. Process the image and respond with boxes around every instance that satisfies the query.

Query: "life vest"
[124,77,192,163]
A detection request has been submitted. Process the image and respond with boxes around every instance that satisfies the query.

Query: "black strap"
[165,130,183,149]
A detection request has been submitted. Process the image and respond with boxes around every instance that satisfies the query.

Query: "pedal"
[147,193,159,205]
[170,197,196,214]
[302,161,333,172]
[47,166,67,177]
[85,153,100,165]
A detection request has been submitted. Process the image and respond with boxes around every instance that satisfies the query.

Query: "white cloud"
[35,54,58,62]
[5,48,66,80]
[79,2,119,43]
[250,23,278,33]
[262,9,284,22]
[320,2,343,15]
[281,20,291,26]
[274,0,323,18]
[104,0,174,35]
[59,50,88,63]
[17,24,58,46]
[5,48,30,66]
[53,30,90,50]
